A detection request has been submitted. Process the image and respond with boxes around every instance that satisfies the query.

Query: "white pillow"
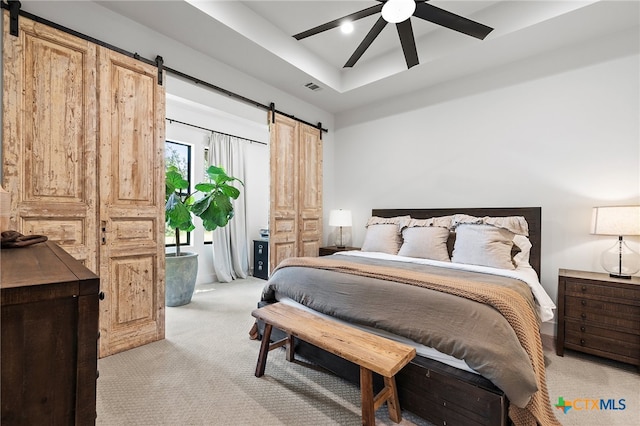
[398,226,451,261]
[452,224,516,270]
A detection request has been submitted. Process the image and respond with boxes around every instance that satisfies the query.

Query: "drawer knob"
[581,313,587,319]
[580,326,586,332]
[580,339,585,345]
[98,291,105,300]
[581,300,587,306]
[581,285,587,292]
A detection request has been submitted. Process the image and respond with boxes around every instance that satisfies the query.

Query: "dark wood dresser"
[1,241,100,425]
[556,269,640,367]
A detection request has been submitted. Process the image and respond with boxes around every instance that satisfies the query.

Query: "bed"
[255,207,560,426]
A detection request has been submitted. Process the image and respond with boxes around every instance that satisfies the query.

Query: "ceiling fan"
[293,0,494,69]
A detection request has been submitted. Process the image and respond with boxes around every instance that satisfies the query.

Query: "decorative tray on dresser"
[556,269,640,367]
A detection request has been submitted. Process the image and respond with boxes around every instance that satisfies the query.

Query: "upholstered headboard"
[371,207,542,278]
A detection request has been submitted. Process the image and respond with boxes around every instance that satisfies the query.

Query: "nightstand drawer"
[565,297,640,331]
[565,320,640,342]
[565,280,640,301]
[565,329,640,360]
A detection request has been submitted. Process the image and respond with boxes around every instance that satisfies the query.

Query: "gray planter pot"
[166,252,198,307]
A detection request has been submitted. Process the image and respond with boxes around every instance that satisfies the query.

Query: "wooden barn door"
[2,13,98,272]
[2,12,165,357]
[269,113,299,271]
[268,112,322,272]
[97,48,166,356]
[297,122,323,257]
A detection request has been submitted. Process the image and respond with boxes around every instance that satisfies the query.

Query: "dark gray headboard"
[371,207,542,278]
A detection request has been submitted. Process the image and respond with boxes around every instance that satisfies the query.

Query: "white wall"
[333,28,640,330]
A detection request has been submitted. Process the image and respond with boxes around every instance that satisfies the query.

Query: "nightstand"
[253,240,269,280]
[556,269,640,367]
[319,246,360,256]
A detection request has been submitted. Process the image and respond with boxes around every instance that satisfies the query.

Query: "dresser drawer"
[565,280,640,302]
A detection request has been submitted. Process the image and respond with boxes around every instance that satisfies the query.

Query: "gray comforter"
[260,254,539,408]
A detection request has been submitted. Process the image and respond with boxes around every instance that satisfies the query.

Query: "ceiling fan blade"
[293,4,383,40]
[396,19,419,69]
[413,2,493,40]
[344,17,387,68]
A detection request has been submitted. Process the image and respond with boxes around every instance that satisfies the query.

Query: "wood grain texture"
[269,112,323,272]
[1,242,99,425]
[252,303,415,377]
[98,47,165,357]
[557,269,640,366]
[2,12,98,272]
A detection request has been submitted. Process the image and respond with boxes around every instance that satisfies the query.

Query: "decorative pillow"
[398,226,451,261]
[360,216,410,255]
[452,214,529,236]
[451,224,516,270]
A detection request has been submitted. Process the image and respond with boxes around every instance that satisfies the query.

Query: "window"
[165,141,192,246]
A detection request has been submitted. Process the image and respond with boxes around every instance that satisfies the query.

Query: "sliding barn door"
[268,112,322,272]
[97,47,166,356]
[2,13,99,271]
[297,122,323,257]
[269,113,299,271]
[2,12,166,358]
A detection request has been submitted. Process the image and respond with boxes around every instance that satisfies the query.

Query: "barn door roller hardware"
[7,0,21,36]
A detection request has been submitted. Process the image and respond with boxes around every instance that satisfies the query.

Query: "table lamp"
[329,209,352,249]
[591,205,640,278]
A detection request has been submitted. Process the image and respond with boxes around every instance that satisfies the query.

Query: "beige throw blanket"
[275,257,561,426]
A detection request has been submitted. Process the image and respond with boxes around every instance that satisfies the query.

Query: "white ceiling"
[97,1,639,114]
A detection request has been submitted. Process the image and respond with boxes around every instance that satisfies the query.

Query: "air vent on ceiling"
[304,82,322,92]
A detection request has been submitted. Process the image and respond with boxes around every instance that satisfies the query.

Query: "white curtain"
[208,132,249,282]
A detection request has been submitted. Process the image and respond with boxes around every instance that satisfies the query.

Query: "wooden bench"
[251,303,416,425]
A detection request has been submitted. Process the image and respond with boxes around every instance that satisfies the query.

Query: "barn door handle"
[101,221,107,245]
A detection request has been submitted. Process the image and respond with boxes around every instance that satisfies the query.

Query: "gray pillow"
[398,226,451,262]
[451,224,516,270]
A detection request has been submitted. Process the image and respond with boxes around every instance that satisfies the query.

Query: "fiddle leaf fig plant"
[165,165,243,256]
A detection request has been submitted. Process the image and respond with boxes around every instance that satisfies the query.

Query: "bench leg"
[255,323,273,377]
[384,376,402,423]
[360,367,403,425]
[286,334,295,362]
[360,366,375,426]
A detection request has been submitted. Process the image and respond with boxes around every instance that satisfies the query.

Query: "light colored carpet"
[96,277,639,426]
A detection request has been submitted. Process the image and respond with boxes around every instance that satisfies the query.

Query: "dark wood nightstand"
[319,246,360,256]
[556,269,640,367]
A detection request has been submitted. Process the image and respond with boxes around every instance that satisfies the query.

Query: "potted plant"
[165,165,243,306]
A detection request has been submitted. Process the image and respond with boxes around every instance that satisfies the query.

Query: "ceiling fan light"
[340,21,354,34]
[381,0,416,24]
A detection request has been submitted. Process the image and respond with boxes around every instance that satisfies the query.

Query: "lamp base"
[336,245,346,249]
[609,272,632,279]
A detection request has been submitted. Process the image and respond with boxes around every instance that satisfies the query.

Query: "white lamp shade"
[329,209,352,227]
[591,206,640,236]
